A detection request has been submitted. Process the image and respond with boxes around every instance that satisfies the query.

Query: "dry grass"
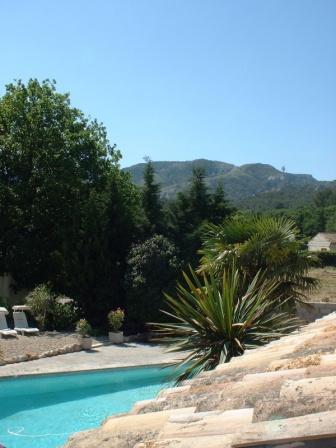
[307,267,336,303]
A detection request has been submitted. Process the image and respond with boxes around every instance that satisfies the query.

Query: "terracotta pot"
[108,331,123,343]
[79,337,92,350]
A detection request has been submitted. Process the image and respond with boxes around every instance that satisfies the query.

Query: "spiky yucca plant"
[154,266,300,383]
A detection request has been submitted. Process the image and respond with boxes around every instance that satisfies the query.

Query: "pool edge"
[0,361,177,380]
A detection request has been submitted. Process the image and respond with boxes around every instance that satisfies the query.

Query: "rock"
[158,408,253,440]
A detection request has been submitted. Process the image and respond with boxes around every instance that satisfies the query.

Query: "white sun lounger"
[13,311,39,335]
[0,311,17,338]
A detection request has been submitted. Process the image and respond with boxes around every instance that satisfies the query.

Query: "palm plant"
[154,266,300,383]
[198,215,318,304]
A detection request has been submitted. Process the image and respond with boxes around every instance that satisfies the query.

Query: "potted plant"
[76,319,93,350]
[108,308,125,343]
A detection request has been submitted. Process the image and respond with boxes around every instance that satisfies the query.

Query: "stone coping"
[0,361,176,380]
[0,343,185,378]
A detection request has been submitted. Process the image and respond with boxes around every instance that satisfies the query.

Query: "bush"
[25,284,54,330]
[317,251,336,267]
[108,308,124,332]
[125,235,181,333]
[53,302,79,331]
[76,319,92,337]
[154,266,300,383]
[25,284,78,331]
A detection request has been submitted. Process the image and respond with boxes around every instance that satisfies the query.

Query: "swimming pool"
[0,366,176,448]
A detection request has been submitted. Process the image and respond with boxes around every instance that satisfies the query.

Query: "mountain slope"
[124,159,331,204]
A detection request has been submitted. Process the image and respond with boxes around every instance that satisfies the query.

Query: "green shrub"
[25,285,78,331]
[154,265,299,383]
[125,235,181,333]
[76,319,92,337]
[25,284,54,330]
[316,251,336,267]
[53,303,79,331]
[108,308,124,332]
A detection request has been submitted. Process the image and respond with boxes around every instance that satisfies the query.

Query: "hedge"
[317,251,336,267]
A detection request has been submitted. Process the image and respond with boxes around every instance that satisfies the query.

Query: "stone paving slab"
[0,343,184,377]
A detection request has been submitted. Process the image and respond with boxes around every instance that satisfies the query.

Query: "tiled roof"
[316,233,336,243]
[64,313,336,448]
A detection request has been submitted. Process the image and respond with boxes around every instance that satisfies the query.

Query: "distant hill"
[124,159,334,207]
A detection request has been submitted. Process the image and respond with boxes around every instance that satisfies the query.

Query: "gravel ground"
[0,332,82,360]
[307,267,336,303]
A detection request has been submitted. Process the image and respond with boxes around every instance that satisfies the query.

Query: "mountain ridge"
[123,159,333,207]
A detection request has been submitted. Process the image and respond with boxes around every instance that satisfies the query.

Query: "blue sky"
[1,0,335,180]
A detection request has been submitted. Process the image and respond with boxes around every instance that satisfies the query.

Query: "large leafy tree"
[198,215,318,303]
[61,169,145,325]
[155,266,299,383]
[0,79,144,325]
[0,79,113,288]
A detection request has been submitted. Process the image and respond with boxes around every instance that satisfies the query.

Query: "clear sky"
[1,0,335,180]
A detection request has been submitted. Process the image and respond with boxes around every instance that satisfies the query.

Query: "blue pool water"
[0,366,176,448]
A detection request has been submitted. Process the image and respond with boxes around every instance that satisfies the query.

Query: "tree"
[188,167,211,222]
[209,183,235,224]
[325,206,336,232]
[168,168,234,266]
[154,266,299,383]
[142,158,164,235]
[125,235,181,333]
[314,189,336,208]
[62,169,145,326]
[0,79,146,327]
[0,79,113,290]
[198,215,318,304]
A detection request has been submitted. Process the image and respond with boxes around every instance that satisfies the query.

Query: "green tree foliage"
[0,79,113,288]
[188,167,211,221]
[142,158,164,235]
[168,168,234,265]
[61,169,145,325]
[25,284,78,330]
[125,235,181,333]
[154,266,299,383]
[199,215,318,304]
[267,204,336,237]
[314,188,336,208]
[0,79,144,326]
[210,183,235,225]
[325,207,336,232]
[25,284,54,330]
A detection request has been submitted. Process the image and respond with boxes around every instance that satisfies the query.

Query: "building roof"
[64,313,336,448]
[311,233,336,243]
[322,233,336,243]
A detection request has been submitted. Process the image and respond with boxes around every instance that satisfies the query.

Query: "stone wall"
[296,302,336,322]
[0,273,28,306]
